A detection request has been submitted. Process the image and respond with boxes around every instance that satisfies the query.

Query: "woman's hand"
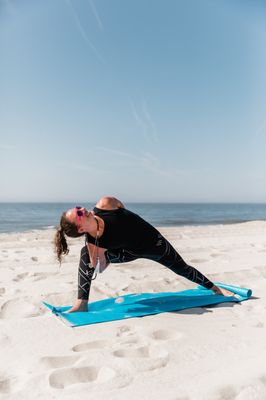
[211,285,235,297]
[66,299,88,313]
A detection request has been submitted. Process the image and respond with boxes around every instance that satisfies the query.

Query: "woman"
[54,196,234,312]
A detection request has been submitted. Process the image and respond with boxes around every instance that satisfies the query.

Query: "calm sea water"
[0,202,266,234]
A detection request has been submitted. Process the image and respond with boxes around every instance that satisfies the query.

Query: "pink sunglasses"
[75,206,85,224]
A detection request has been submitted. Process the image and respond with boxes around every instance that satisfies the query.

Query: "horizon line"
[0,201,266,205]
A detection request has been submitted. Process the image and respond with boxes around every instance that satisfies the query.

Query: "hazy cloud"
[96,146,182,179]
[95,146,141,162]
[65,0,104,62]
[88,0,104,31]
[130,100,158,144]
[60,161,111,175]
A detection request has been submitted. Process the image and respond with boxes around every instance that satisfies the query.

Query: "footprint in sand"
[113,345,151,358]
[217,385,237,400]
[40,355,80,369]
[115,325,144,345]
[116,324,136,338]
[30,272,49,282]
[189,258,208,264]
[0,298,45,319]
[113,343,168,359]
[130,274,149,281]
[113,344,169,372]
[13,272,29,282]
[0,376,21,394]
[48,365,131,389]
[174,397,190,400]
[254,322,264,328]
[0,378,11,394]
[72,340,110,352]
[150,329,183,341]
[234,383,266,400]
[49,366,101,388]
[44,291,76,306]
[259,375,266,385]
[210,253,221,258]
[118,336,140,345]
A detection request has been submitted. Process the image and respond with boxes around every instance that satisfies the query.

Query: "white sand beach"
[1,222,266,400]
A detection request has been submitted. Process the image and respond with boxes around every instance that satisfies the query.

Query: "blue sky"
[1,0,266,203]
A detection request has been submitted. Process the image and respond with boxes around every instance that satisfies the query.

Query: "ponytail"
[54,212,84,264]
[54,227,69,264]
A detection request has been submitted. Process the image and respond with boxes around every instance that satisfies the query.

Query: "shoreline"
[1,218,266,236]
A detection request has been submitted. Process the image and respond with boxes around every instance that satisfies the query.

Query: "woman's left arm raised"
[96,196,125,210]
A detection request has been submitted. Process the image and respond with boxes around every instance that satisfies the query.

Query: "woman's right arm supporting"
[67,245,94,313]
[67,244,110,313]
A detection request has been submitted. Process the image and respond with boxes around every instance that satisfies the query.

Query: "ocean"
[0,202,266,234]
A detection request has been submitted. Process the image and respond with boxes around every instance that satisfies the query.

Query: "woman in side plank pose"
[54,196,234,312]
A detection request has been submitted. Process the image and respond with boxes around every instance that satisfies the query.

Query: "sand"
[0,221,266,400]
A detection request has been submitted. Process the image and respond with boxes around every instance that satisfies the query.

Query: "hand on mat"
[211,285,235,297]
[66,299,88,313]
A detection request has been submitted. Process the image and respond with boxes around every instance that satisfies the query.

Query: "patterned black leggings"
[78,234,214,300]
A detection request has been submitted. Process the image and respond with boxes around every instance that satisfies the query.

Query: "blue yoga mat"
[43,283,252,327]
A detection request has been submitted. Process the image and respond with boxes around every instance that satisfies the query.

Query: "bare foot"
[66,299,88,313]
[211,285,235,297]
